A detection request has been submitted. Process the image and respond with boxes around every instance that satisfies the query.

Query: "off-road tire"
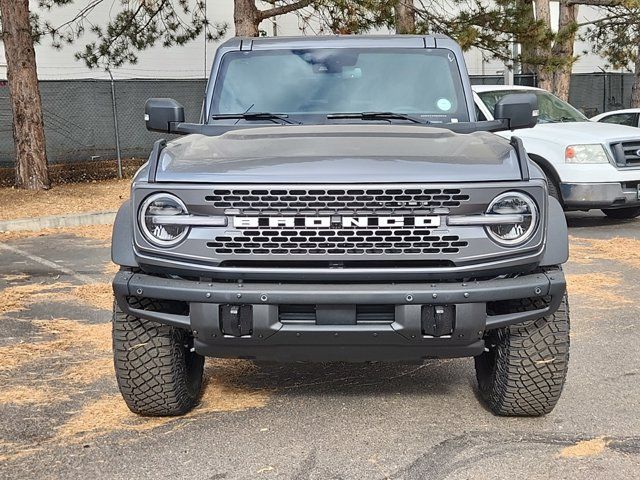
[475,295,570,416]
[601,206,640,220]
[113,298,204,416]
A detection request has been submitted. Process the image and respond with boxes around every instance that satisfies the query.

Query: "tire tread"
[476,295,570,416]
[112,298,203,416]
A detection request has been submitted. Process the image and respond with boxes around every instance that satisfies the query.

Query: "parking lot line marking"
[0,243,95,284]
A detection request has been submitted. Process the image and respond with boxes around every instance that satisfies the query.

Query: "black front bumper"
[113,269,566,362]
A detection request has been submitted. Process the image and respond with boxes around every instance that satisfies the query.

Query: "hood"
[154,125,523,183]
[496,120,640,146]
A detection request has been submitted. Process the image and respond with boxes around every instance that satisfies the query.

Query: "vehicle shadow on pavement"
[231,359,470,398]
[565,212,635,229]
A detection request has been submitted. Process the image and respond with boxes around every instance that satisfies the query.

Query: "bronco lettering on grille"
[233,216,441,228]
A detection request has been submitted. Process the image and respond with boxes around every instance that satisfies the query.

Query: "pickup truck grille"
[206,187,470,215]
[611,140,640,168]
[208,228,468,256]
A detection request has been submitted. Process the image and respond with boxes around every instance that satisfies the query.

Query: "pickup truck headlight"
[139,193,189,247]
[485,192,538,246]
[565,144,609,164]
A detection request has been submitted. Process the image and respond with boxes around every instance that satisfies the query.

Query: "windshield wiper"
[210,112,299,125]
[326,112,430,124]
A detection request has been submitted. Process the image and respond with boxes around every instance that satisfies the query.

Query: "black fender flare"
[528,154,561,189]
[540,196,569,266]
[111,200,139,268]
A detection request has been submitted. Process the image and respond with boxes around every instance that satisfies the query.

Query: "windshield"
[477,89,588,124]
[210,48,470,123]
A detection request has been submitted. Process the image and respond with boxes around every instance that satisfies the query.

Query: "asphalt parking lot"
[0,212,639,480]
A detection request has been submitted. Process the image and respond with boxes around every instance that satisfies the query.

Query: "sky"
[0,0,623,80]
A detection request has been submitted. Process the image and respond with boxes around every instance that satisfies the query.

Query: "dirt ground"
[0,179,130,221]
[0,214,639,479]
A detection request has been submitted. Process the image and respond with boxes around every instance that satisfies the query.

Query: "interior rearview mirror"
[145,98,185,133]
[494,93,538,130]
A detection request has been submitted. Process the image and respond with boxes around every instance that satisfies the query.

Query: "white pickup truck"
[473,85,640,219]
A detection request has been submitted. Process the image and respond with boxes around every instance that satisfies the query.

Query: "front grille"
[611,140,640,167]
[134,182,547,271]
[206,186,471,257]
[206,187,470,215]
[208,228,468,256]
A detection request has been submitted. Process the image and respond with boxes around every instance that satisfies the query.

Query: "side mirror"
[145,98,185,133]
[494,93,538,130]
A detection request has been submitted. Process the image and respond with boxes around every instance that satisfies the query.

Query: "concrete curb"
[0,211,117,232]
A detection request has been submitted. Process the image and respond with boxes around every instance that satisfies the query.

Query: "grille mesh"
[612,140,640,167]
[208,228,468,256]
[206,187,470,215]
[205,186,471,257]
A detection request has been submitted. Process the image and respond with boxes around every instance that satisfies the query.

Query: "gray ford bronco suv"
[112,35,570,417]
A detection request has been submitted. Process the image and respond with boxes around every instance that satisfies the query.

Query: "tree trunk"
[395,0,416,34]
[517,0,537,74]
[551,0,578,100]
[0,0,49,190]
[534,0,553,90]
[234,0,261,36]
[632,42,640,108]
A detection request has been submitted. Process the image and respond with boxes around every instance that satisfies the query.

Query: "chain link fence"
[470,74,537,87]
[470,72,635,118]
[0,79,206,169]
[0,73,636,175]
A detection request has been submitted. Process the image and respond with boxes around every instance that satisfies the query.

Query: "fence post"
[107,68,123,179]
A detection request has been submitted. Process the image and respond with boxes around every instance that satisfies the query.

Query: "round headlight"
[485,192,538,246]
[139,193,189,247]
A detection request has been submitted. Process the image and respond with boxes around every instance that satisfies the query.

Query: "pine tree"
[234,0,313,36]
[298,0,392,34]
[40,0,227,68]
[412,0,580,100]
[585,2,640,107]
[0,0,228,189]
[0,0,50,189]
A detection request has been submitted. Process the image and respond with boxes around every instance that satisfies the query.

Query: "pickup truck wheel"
[601,206,640,219]
[113,299,204,416]
[474,295,570,416]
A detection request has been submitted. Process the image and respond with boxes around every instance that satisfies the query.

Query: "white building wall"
[0,1,622,80]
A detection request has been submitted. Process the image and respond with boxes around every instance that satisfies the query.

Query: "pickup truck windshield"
[210,48,470,123]
[478,89,588,124]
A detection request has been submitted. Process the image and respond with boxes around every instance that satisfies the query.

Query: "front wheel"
[113,298,204,416]
[475,295,570,416]
[601,206,640,219]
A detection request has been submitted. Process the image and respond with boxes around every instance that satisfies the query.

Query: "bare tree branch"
[48,0,105,33]
[259,0,313,20]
